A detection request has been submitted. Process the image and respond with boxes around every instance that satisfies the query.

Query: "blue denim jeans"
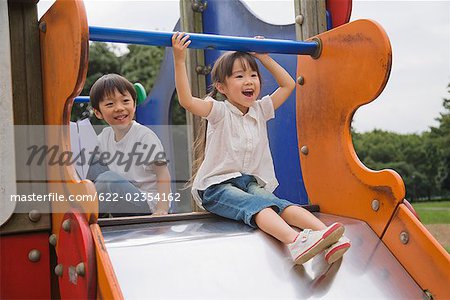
[95,171,151,217]
[86,159,151,217]
[200,174,295,228]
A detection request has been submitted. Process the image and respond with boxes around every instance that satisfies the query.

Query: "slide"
[3,1,447,299]
[100,213,425,299]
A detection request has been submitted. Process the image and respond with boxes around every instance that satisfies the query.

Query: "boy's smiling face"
[94,89,136,129]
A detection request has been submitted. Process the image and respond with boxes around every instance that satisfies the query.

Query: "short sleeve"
[97,127,111,152]
[204,96,225,125]
[258,95,275,121]
[140,132,168,166]
[96,131,104,152]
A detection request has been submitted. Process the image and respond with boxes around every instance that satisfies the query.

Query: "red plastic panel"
[326,0,352,28]
[0,233,51,299]
[402,199,420,221]
[57,210,96,298]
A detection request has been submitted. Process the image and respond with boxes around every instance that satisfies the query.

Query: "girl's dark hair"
[208,51,262,99]
[89,74,137,111]
[188,52,262,188]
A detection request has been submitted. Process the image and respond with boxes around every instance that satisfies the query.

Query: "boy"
[88,74,171,216]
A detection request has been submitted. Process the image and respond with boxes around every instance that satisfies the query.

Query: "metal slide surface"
[102,213,425,299]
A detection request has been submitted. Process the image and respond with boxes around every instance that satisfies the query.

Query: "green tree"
[171,93,187,125]
[84,43,122,95]
[353,84,450,200]
[429,84,450,194]
[71,42,121,124]
[352,129,441,200]
[120,45,186,124]
[120,45,164,93]
[71,43,179,125]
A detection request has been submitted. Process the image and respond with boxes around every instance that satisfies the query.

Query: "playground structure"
[1,0,450,299]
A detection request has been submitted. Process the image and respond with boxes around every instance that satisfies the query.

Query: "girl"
[172,32,350,265]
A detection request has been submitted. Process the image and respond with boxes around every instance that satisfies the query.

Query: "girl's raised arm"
[253,53,296,110]
[172,32,213,117]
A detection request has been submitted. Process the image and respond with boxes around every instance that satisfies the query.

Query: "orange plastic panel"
[39,0,97,237]
[296,19,405,236]
[40,0,88,126]
[383,204,450,299]
[91,224,124,300]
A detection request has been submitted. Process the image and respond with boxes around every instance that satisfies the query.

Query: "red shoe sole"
[325,242,351,264]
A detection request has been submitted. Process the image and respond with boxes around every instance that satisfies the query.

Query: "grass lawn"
[412,201,450,224]
[412,201,450,253]
[412,201,450,209]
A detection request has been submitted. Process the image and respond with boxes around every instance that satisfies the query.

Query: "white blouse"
[191,95,279,207]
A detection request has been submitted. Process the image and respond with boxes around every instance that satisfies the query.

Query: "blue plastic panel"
[202,0,308,204]
[136,1,309,205]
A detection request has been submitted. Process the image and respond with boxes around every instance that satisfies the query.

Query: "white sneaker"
[288,223,344,265]
[325,236,351,264]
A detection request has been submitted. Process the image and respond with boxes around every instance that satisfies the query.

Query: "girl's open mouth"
[242,90,254,97]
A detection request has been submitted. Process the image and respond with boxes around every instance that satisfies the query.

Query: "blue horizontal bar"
[326,10,333,31]
[89,26,319,56]
[74,96,90,103]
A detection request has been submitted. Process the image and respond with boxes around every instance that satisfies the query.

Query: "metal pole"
[89,26,320,56]
[179,0,207,212]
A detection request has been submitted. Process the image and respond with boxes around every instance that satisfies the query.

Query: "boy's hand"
[251,36,269,61]
[153,209,168,216]
[153,196,169,215]
[172,32,191,63]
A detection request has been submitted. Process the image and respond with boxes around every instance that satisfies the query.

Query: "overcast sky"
[38,0,450,134]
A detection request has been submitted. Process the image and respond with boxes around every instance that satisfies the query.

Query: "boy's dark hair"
[89,74,137,111]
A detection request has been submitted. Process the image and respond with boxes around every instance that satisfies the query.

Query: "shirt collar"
[225,100,257,120]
